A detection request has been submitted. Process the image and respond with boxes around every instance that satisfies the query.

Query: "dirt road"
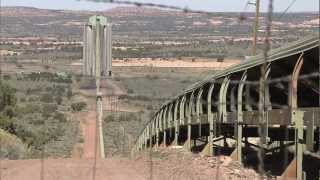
[1,149,260,180]
[82,110,100,159]
[1,158,147,180]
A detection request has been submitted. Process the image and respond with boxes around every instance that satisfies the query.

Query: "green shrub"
[127,89,134,94]
[71,102,87,112]
[0,82,17,111]
[55,96,63,105]
[42,103,58,118]
[40,93,53,103]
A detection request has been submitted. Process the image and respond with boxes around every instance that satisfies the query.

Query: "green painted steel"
[207,84,215,156]
[259,64,271,145]
[187,91,195,149]
[174,99,179,145]
[196,89,204,137]
[236,72,247,162]
[89,15,108,26]
[306,112,315,151]
[219,77,229,123]
[180,96,186,125]
[155,112,160,148]
[294,110,305,180]
[185,35,318,93]
[133,36,319,179]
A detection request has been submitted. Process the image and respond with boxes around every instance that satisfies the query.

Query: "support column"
[150,121,154,148]
[219,77,230,124]
[306,111,315,151]
[196,89,204,138]
[144,128,148,149]
[185,91,195,150]
[291,54,305,180]
[163,106,168,147]
[234,72,247,162]
[217,77,230,149]
[180,96,186,126]
[201,84,214,156]
[158,109,164,147]
[282,53,305,180]
[168,104,173,144]
[174,99,180,146]
[148,124,151,148]
[259,64,271,145]
[159,108,164,147]
[294,110,305,180]
[155,113,159,149]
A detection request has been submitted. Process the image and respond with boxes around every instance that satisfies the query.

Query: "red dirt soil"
[82,110,100,159]
[0,77,261,180]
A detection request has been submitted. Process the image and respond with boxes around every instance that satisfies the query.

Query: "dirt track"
[0,67,261,180]
[1,158,147,180]
[0,78,148,180]
[82,110,100,159]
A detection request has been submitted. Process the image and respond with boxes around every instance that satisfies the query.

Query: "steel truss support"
[196,89,204,138]
[162,106,168,147]
[306,111,315,152]
[184,91,195,150]
[180,96,186,126]
[173,99,180,146]
[155,112,160,149]
[214,77,230,149]
[219,77,230,123]
[282,53,305,180]
[259,64,271,146]
[200,84,215,156]
[168,103,173,144]
[150,120,154,148]
[234,72,247,162]
[144,126,148,149]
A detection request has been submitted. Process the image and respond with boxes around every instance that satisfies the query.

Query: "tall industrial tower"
[82,15,112,159]
[83,15,112,77]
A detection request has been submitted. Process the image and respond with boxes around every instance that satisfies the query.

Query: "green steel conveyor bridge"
[133,36,320,179]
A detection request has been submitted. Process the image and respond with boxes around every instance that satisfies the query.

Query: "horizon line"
[2,5,319,14]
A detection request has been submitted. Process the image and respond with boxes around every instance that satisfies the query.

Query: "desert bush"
[0,82,17,111]
[0,129,29,160]
[127,88,134,94]
[71,101,87,112]
[40,93,53,103]
[55,96,63,105]
[42,103,58,118]
[104,114,115,122]
[3,74,11,80]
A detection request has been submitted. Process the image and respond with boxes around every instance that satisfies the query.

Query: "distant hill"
[0,6,318,44]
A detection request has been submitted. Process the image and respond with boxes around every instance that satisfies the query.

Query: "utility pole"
[252,0,260,56]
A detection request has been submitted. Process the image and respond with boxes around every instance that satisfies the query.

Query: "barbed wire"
[1,69,318,86]
[0,0,319,179]
[277,0,298,20]
[80,0,218,16]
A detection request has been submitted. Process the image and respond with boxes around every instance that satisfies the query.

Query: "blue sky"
[2,0,319,12]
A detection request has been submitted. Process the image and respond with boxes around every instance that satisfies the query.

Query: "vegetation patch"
[0,73,80,159]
